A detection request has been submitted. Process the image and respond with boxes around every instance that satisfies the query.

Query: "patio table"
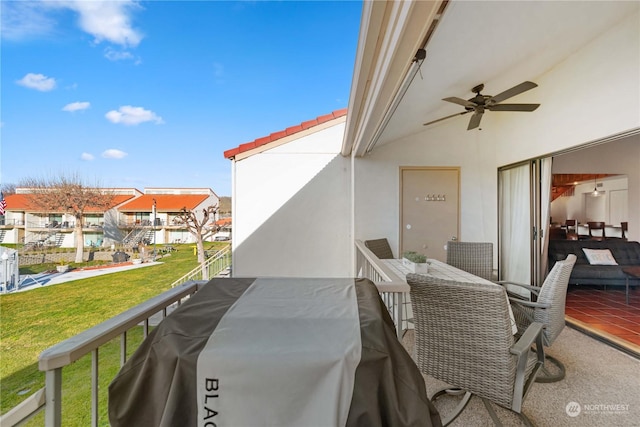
[109,277,441,427]
[381,258,517,334]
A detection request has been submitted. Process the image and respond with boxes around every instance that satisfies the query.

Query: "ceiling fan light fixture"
[423,81,540,130]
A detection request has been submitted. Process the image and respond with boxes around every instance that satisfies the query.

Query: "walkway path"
[15,261,162,293]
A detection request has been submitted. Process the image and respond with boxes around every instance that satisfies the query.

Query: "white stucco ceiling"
[377,1,638,146]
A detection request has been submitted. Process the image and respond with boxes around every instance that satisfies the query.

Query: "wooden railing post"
[354,240,410,338]
[45,368,62,427]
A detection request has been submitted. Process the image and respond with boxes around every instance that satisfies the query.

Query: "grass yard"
[0,243,228,424]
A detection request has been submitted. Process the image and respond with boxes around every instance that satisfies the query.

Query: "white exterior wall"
[1,212,24,244]
[354,125,498,256]
[1,228,19,244]
[3,211,24,226]
[490,11,639,163]
[232,121,352,277]
[193,194,220,223]
[354,10,640,253]
[103,208,124,246]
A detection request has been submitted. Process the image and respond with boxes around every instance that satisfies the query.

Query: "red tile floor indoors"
[565,285,640,357]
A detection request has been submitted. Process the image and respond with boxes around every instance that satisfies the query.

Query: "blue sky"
[1,0,362,196]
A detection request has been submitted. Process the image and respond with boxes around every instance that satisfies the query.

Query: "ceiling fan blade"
[490,81,538,103]
[467,112,483,130]
[423,111,470,127]
[443,97,475,108]
[487,103,540,112]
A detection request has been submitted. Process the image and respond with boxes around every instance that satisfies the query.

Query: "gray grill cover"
[108,277,441,427]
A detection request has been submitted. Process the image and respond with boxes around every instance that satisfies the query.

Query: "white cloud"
[0,2,56,40]
[1,1,143,48]
[104,47,134,61]
[63,101,90,112]
[81,152,95,161]
[102,149,128,159]
[105,105,164,126]
[17,73,56,91]
[62,0,144,47]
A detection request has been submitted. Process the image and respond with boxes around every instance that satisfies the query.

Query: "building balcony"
[24,221,76,231]
[0,219,25,228]
[1,245,638,426]
[118,219,165,229]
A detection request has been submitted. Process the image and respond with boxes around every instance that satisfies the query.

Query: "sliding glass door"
[499,162,533,286]
[498,157,552,287]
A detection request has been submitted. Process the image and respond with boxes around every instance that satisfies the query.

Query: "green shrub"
[402,251,426,263]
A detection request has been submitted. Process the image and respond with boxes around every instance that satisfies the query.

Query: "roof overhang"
[225,109,348,161]
[341,0,446,157]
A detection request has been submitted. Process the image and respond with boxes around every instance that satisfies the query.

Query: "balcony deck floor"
[565,285,640,356]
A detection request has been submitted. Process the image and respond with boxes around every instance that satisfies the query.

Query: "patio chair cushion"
[364,238,394,259]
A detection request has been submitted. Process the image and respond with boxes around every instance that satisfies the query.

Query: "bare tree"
[21,174,115,263]
[1,183,16,196]
[174,204,220,275]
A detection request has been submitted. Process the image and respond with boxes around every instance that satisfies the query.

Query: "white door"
[400,167,460,262]
[609,189,628,226]
[584,192,607,222]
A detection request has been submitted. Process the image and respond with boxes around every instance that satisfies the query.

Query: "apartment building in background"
[0,187,223,248]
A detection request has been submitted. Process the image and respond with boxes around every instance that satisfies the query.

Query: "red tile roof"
[215,217,232,226]
[4,194,38,211]
[4,194,136,212]
[118,194,210,212]
[224,108,348,159]
[88,195,137,212]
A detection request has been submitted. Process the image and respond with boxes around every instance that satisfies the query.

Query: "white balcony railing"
[0,247,231,427]
[0,219,25,227]
[354,240,410,338]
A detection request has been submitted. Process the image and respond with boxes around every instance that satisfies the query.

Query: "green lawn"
[0,243,228,424]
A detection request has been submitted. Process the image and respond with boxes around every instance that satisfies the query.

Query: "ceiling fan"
[423,81,540,130]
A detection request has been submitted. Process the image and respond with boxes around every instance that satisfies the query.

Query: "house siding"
[232,121,352,277]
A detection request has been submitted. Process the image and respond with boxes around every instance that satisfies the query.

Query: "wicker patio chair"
[498,254,576,383]
[364,238,394,259]
[407,274,544,426]
[446,241,494,280]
